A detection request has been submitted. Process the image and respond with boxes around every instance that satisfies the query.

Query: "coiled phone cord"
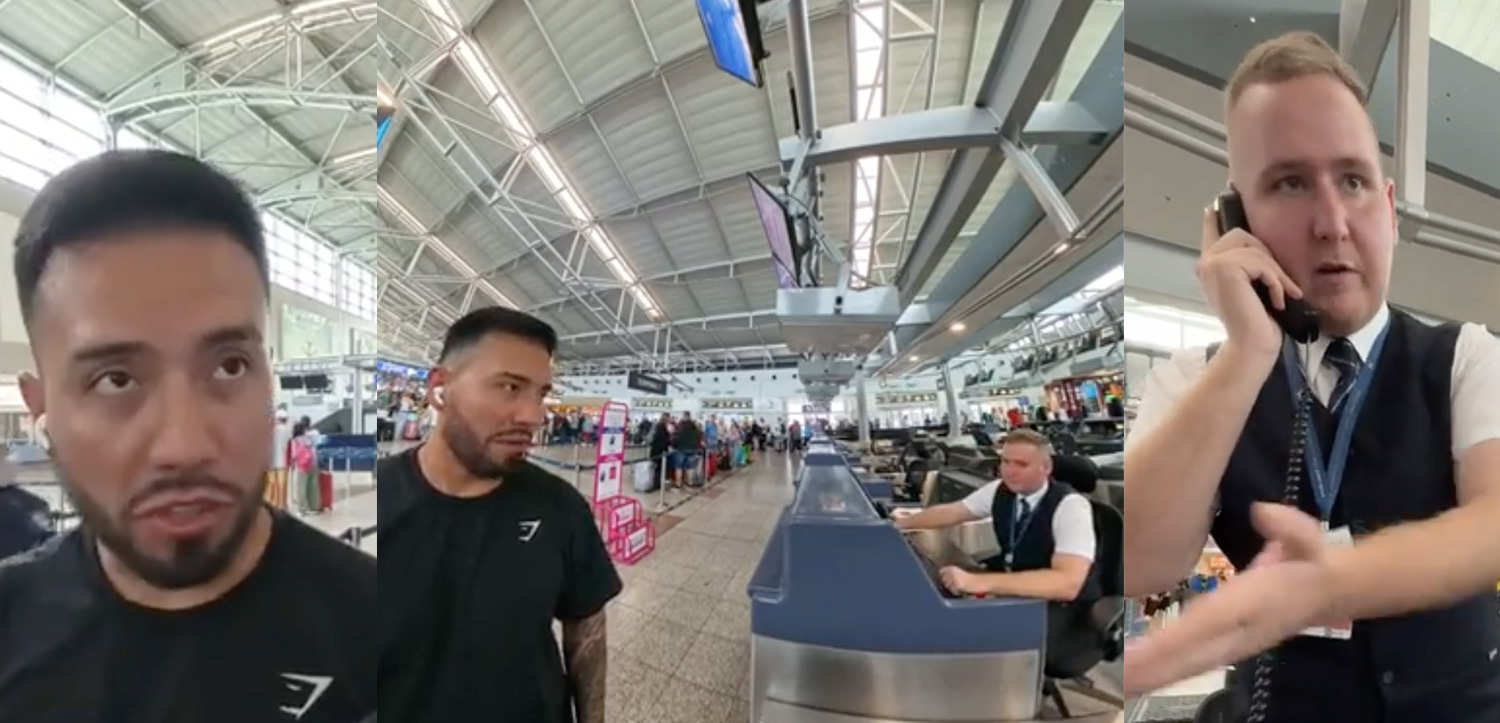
[1244,386,1313,723]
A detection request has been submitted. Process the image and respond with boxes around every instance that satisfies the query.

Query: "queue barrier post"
[656,453,669,513]
[572,443,584,494]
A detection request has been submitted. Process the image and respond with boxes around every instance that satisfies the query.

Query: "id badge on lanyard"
[1278,325,1389,640]
[1004,502,1033,572]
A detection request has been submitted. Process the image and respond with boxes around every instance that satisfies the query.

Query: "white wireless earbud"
[433,386,446,406]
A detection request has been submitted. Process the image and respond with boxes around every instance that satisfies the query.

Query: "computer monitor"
[376,114,392,151]
[747,173,800,289]
[696,0,764,88]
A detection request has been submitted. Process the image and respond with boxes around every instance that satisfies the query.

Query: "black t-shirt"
[673,420,701,451]
[0,508,376,723]
[378,447,623,723]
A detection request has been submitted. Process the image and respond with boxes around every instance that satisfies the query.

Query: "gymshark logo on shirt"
[278,673,333,720]
[519,519,542,542]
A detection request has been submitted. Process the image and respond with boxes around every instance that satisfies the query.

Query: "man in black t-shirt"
[0,151,376,723]
[378,307,622,723]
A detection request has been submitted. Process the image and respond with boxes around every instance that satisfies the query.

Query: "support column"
[855,373,870,446]
[943,361,962,437]
[350,368,365,434]
[786,0,821,284]
[1394,0,1430,242]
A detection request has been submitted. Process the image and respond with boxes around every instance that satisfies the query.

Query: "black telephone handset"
[1213,191,1321,344]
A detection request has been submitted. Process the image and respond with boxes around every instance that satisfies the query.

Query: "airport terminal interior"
[0,0,1126,720]
[1124,0,1500,720]
[376,0,1124,721]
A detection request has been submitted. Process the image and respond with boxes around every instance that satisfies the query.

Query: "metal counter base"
[752,636,1042,722]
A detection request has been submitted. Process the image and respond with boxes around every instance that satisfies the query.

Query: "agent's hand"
[1123,504,1336,697]
[939,566,987,595]
[891,507,921,520]
[1196,205,1304,356]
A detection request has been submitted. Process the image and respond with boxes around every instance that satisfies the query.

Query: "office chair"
[1042,456,1125,718]
[1050,431,1081,456]
[899,457,932,502]
[1052,455,1100,492]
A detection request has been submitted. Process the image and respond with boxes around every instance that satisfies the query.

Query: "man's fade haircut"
[438,306,559,363]
[1226,31,1369,116]
[12,149,269,326]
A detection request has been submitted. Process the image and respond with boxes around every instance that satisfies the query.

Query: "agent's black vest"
[1213,310,1500,722]
[985,481,1102,604]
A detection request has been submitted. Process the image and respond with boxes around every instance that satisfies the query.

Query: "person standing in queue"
[0,150,376,722]
[649,412,673,490]
[1124,32,1500,721]
[894,429,1099,662]
[670,411,703,489]
[377,307,623,723]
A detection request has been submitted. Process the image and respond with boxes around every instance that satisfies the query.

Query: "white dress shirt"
[960,480,1098,561]
[1130,305,1500,459]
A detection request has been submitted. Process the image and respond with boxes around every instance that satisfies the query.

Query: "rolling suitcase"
[318,471,335,512]
[633,460,656,493]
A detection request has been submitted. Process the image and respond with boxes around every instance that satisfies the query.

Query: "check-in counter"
[747,454,1045,722]
[855,472,895,504]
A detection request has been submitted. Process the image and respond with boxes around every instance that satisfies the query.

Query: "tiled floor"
[602,451,1124,723]
[605,454,792,723]
[303,490,378,556]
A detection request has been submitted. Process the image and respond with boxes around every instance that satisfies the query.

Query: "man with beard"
[0,150,376,723]
[377,307,622,723]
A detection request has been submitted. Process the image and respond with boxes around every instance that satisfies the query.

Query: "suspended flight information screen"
[747,173,801,289]
[377,105,393,151]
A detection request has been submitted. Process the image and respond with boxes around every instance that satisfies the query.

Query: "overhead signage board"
[627,371,668,395]
[702,397,754,411]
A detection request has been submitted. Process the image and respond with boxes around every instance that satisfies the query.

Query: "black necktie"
[1015,498,1033,533]
[1324,338,1361,415]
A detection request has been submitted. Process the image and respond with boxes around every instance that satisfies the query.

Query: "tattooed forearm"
[562,610,608,723]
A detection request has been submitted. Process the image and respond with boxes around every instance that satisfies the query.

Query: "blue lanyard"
[1007,498,1034,555]
[1279,324,1390,521]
